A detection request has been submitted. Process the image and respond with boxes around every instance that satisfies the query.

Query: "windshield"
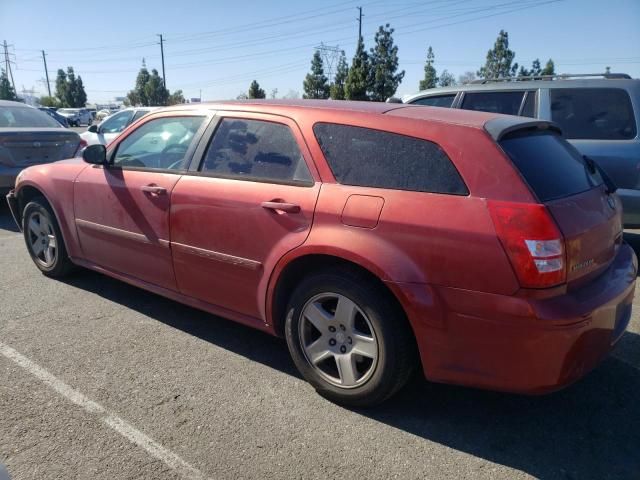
[0,106,62,128]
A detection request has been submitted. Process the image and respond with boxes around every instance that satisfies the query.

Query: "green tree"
[127,60,151,106]
[369,24,404,101]
[419,46,437,90]
[168,89,185,105]
[55,69,67,106]
[74,75,87,107]
[477,30,518,79]
[541,59,555,75]
[329,51,348,100]
[64,67,77,108]
[144,69,169,105]
[344,36,370,101]
[458,71,476,84]
[248,80,266,99]
[0,69,17,101]
[39,96,59,107]
[303,51,330,99]
[438,70,456,87]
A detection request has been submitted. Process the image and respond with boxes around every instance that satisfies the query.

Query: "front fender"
[15,160,89,259]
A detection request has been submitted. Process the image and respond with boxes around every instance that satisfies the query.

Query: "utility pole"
[41,50,51,97]
[356,7,363,41]
[157,34,166,89]
[3,40,16,93]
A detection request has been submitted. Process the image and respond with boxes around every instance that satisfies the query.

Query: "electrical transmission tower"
[315,43,342,83]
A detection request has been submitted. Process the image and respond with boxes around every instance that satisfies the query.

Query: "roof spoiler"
[484,117,562,142]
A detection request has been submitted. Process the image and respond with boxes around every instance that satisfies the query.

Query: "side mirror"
[82,144,107,165]
[87,124,98,133]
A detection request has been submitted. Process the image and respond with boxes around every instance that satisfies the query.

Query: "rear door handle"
[261,201,301,214]
[141,184,167,196]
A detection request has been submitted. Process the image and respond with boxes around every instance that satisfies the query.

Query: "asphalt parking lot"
[0,202,639,480]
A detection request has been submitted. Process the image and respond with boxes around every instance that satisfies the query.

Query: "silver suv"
[402,74,640,226]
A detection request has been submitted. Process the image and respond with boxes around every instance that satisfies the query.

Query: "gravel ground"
[0,203,639,480]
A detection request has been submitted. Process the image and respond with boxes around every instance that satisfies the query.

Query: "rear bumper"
[0,165,22,191]
[406,243,637,394]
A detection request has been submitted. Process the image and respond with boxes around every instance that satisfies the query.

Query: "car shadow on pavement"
[60,267,640,480]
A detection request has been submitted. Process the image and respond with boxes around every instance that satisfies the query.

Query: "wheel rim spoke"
[336,353,358,386]
[352,334,377,359]
[304,302,332,331]
[305,338,332,365]
[28,216,41,236]
[44,246,54,265]
[334,295,357,328]
[31,240,44,256]
[47,235,57,249]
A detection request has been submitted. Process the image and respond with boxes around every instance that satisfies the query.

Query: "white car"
[81,107,155,146]
[57,108,92,127]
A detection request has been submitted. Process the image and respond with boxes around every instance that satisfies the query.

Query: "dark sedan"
[38,107,70,127]
[1,100,84,196]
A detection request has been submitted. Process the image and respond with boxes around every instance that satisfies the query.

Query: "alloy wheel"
[27,212,57,268]
[299,292,378,388]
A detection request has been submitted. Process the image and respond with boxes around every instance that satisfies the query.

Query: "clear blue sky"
[1,0,638,103]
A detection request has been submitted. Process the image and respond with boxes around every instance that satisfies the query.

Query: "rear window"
[0,106,61,128]
[550,88,637,140]
[461,91,526,115]
[411,94,456,108]
[313,123,468,195]
[500,131,603,202]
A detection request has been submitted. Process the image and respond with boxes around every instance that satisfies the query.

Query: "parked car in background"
[57,108,92,127]
[80,107,156,146]
[95,109,111,121]
[0,100,83,196]
[38,107,70,128]
[402,74,640,226]
[7,100,635,406]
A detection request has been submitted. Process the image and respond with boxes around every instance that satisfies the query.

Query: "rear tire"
[284,267,417,407]
[22,196,75,278]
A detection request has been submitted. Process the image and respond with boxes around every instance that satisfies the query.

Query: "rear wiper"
[584,155,617,194]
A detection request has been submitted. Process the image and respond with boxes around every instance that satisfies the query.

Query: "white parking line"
[0,342,207,480]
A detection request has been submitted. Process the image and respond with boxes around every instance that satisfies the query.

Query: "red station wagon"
[6,100,637,406]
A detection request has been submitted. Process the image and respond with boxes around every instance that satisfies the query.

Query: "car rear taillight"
[74,139,88,157]
[488,201,566,288]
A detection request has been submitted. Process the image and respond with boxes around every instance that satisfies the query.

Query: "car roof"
[403,77,640,102]
[0,100,35,108]
[159,99,501,128]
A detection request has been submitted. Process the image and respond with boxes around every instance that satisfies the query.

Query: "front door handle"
[261,201,301,214]
[141,184,167,196]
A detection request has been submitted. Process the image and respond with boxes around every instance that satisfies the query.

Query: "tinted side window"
[550,88,637,140]
[411,94,456,108]
[113,116,205,170]
[461,91,525,115]
[101,110,134,133]
[201,118,312,184]
[132,110,150,123]
[313,123,468,195]
[521,91,536,118]
[500,131,602,202]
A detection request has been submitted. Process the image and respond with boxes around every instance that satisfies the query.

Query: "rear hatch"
[0,128,80,167]
[499,129,622,286]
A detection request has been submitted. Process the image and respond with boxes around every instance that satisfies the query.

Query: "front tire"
[22,197,75,277]
[284,267,416,407]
